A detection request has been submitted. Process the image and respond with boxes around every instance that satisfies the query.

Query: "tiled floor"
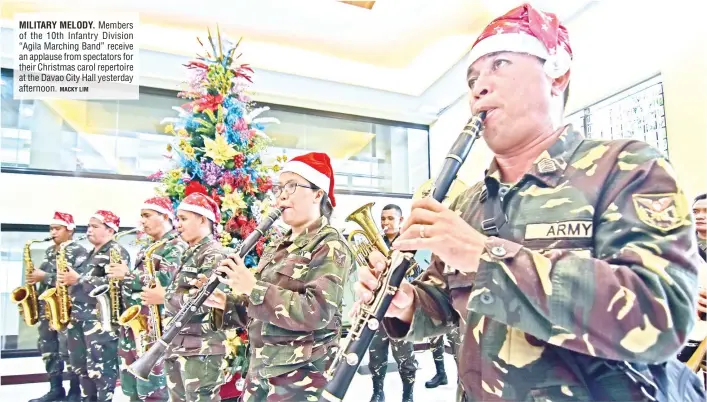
[0,350,459,401]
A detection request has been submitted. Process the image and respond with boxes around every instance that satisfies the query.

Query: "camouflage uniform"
[33,241,88,402]
[68,239,131,402]
[698,236,706,261]
[163,234,228,402]
[119,230,186,401]
[367,233,419,400]
[210,216,354,401]
[382,128,702,401]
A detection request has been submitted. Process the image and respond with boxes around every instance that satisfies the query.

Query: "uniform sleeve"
[39,248,56,286]
[210,293,249,330]
[164,247,226,317]
[469,143,700,364]
[247,237,354,331]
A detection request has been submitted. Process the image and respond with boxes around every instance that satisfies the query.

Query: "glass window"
[2,68,430,194]
[565,75,668,157]
[0,229,141,354]
[260,110,429,194]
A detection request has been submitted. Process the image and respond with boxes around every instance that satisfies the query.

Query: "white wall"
[0,173,411,234]
[428,95,494,188]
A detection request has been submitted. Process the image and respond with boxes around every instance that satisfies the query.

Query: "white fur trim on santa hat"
[177,203,216,222]
[91,214,119,231]
[467,32,571,78]
[281,160,331,194]
[50,219,75,230]
[142,203,173,218]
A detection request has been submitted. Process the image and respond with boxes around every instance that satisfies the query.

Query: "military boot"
[29,374,65,402]
[64,374,81,402]
[402,382,414,402]
[369,376,385,402]
[424,359,448,388]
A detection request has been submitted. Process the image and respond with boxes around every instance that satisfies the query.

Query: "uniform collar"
[189,233,213,249]
[384,233,399,248]
[288,216,329,249]
[483,125,583,197]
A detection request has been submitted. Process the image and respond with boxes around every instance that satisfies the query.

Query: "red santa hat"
[177,192,221,223]
[467,3,573,79]
[280,152,336,207]
[50,211,75,230]
[142,196,174,219]
[91,210,120,232]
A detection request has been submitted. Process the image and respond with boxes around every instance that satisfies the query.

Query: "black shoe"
[369,376,385,402]
[29,374,65,402]
[64,374,81,402]
[402,382,414,402]
[425,360,448,389]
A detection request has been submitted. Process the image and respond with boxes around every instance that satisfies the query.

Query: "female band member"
[193,152,354,401]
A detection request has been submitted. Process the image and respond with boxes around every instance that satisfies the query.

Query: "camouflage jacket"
[122,230,186,309]
[383,128,701,401]
[71,240,131,320]
[698,236,706,261]
[37,241,88,294]
[210,216,354,379]
[164,234,228,356]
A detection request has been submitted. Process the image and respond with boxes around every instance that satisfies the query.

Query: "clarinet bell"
[127,339,167,381]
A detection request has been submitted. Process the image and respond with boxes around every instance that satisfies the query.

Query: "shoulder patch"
[333,247,347,268]
[632,193,687,232]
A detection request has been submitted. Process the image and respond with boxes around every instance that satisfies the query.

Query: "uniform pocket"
[260,323,314,367]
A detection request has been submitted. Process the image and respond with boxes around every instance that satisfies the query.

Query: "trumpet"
[90,227,139,332]
[12,237,52,327]
[128,208,283,381]
[320,111,486,402]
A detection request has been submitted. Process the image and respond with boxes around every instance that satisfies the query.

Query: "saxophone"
[90,228,138,331]
[12,237,51,326]
[118,237,168,357]
[39,236,86,331]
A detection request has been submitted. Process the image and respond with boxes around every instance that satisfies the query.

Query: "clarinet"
[320,111,486,402]
[128,207,283,380]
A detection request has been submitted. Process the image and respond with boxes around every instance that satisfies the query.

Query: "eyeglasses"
[272,181,315,198]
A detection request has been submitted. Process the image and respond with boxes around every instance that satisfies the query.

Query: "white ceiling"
[1,0,598,123]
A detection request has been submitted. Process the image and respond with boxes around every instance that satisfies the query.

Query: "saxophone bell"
[12,237,52,327]
[118,305,149,355]
[89,284,114,332]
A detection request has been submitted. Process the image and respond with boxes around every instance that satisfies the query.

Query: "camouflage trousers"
[164,354,225,402]
[368,329,417,385]
[66,318,119,402]
[37,315,71,377]
[243,353,332,402]
[429,326,461,366]
[119,326,169,401]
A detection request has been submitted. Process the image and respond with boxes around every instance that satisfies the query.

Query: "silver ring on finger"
[420,225,426,238]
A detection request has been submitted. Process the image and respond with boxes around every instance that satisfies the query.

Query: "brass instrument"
[345,202,390,268]
[90,228,139,331]
[118,238,169,357]
[12,237,51,326]
[39,236,86,331]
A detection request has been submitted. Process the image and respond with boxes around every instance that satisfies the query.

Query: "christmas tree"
[148,27,285,392]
